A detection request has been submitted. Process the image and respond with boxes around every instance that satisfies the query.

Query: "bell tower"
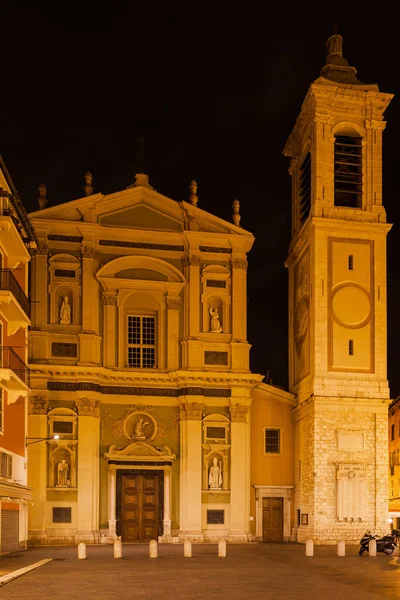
[284,34,393,543]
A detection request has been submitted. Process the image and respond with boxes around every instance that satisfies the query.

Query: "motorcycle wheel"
[384,548,394,555]
[359,547,366,555]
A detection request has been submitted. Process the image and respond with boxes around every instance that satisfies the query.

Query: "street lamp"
[26,434,60,447]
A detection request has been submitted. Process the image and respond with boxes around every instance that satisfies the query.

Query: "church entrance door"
[262,497,283,542]
[121,473,160,542]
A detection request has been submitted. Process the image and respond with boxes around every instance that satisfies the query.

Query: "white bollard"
[78,542,86,559]
[218,539,227,558]
[369,538,377,557]
[337,540,345,557]
[149,539,158,558]
[184,540,192,558]
[114,539,122,559]
[305,539,314,557]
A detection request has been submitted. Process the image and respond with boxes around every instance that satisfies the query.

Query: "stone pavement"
[1,543,400,599]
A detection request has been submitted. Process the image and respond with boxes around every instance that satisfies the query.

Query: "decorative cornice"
[231,258,248,271]
[181,253,201,267]
[229,403,250,422]
[81,245,99,260]
[365,119,387,131]
[28,395,49,415]
[35,243,48,256]
[165,296,181,310]
[102,292,118,306]
[75,397,101,417]
[180,402,205,421]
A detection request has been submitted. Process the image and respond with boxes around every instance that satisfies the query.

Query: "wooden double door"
[262,497,283,542]
[121,473,160,542]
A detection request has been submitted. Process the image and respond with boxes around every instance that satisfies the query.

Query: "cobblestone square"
[1,543,400,600]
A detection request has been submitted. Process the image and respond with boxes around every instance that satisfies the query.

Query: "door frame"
[254,485,293,542]
[117,469,164,541]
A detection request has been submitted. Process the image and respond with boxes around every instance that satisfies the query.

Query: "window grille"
[334,135,362,208]
[127,315,156,368]
[349,339,354,356]
[265,428,280,454]
[299,152,311,226]
[348,255,354,270]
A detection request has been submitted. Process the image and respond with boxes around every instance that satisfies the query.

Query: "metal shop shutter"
[1,509,19,552]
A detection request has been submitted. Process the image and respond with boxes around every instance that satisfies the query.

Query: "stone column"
[75,398,101,544]
[229,401,251,541]
[182,254,201,369]
[102,292,117,367]
[80,246,101,364]
[165,296,181,371]
[108,465,117,540]
[163,466,172,536]
[231,257,251,371]
[27,396,49,544]
[179,401,205,540]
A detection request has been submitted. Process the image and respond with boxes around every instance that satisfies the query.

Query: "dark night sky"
[1,6,399,395]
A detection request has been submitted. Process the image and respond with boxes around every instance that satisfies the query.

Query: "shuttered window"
[299,152,311,226]
[334,135,363,208]
[265,429,281,454]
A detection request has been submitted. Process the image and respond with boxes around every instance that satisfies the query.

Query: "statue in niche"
[57,459,70,487]
[132,418,150,440]
[59,296,71,324]
[209,306,223,333]
[208,457,223,489]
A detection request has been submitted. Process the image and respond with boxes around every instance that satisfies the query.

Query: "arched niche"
[49,254,81,325]
[47,408,78,488]
[201,265,231,334]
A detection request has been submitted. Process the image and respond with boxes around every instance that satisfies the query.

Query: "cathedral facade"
[26,34,392,545]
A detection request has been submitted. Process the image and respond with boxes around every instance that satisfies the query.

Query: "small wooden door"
[262,497,283,542]
[121,474,159,542]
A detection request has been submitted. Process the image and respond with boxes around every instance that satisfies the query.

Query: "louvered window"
[334,135,363,208]
[0,451,12,478]
[299,152,311,226]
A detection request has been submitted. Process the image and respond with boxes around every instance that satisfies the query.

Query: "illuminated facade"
[0,156,35,552]
[284,34,392,543]
[27,174,294,545]
[25,33,393,546]
[388,397,400,526]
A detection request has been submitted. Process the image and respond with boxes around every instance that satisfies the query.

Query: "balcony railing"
[0,269,30,317]
[0,346,30,387]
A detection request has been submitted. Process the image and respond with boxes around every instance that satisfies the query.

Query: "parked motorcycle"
[359,530,397,555]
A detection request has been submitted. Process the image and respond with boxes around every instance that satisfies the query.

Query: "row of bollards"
[306,539,346,557]
[78,538,227,559]
[305,539,375,557]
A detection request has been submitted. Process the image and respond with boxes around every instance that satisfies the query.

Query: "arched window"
[334,134,363,208]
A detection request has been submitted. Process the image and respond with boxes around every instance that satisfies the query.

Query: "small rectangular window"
[348,255,354,270]
[265,429,280,454]
[392,424,395,441]
[127,315,156,368]
[349,340,354,355]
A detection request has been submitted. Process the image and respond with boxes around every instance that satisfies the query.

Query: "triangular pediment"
[99,202,183,232]
[28,174,253,238]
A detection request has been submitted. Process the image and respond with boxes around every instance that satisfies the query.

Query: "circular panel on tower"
[332,285,370,327]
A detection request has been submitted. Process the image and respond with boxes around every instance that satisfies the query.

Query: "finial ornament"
[189,180,198,206]
[38,184,48,210]
[232,199,241,227]
[128,173,154,190]
[84,171,93,196]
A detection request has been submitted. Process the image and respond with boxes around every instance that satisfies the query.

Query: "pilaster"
[228,399,251,541]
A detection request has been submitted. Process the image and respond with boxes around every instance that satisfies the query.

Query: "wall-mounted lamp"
[26,434,60,447]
